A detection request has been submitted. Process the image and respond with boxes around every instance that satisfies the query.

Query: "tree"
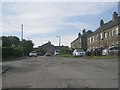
[2,36,20,47]
[2,36,11,47]
[20,39,34,55]
[60,48,69,55]
[38,47,46,55]
[8,36,20,46]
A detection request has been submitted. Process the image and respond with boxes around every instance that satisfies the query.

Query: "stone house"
[39,41,69,54]
[71,29,93,51]
[39,41,55,54]
[87,12,119,51]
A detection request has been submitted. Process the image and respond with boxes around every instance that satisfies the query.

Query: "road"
[2,56,118,88]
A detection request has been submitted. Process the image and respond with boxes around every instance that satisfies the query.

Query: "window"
[112,29,115,36]
[110,31,112,36]
[93,36,94,42]
[116,27,118,35]
[89,37,91,43]
[105,32,107,38]
[100,33,103,39]
[96,34,99,41]
[80,38,81,43]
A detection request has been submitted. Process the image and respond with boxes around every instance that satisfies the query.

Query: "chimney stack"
[83,29,86,34]
[100,19,104,27]
[112,12,118,21]
[78,32,81,37]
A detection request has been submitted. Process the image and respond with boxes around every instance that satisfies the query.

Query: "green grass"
[93,56,118,59]
[85,55,118,59]
[60,54,118,59]
[60,54,73,58]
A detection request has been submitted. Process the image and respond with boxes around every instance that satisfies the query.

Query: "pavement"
[2,65,11,73]
[2,56,118,88]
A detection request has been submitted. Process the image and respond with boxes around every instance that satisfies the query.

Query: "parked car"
[102,46,120,56]
[45,52,51,56]
[73,49,85,57]
[29,51,37,57]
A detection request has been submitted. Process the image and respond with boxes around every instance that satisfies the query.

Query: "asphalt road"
[2,56,118,88]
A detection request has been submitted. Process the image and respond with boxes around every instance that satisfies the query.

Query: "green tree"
[38,48,46,55]
[21,39,34,55]
[60,48,69,55]
[2,36,20,47]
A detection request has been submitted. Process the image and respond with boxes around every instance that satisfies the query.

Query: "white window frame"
[112,29,115,36]
[79,38,81,43]
[105,32,107,38]
[89,37,91,43]
[116,27,118,35]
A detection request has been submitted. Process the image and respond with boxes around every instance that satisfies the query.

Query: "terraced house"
[87,12,119,51]
[71,29,93,51]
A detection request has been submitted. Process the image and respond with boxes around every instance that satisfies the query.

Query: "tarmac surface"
[2,56,118,88]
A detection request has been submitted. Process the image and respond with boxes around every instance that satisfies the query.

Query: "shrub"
[2,47,22,59]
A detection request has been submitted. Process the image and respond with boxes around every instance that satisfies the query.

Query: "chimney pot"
[100,19,104,26]
[83,29,86,34]
[78,33,81,37]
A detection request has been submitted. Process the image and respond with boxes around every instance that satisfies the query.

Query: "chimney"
[83,29,86,34]
[48,41,51,44]
[100,19,104,27]
[112,12,118,21]
[78,33,81,37]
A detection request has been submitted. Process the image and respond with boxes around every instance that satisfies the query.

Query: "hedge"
[2,47,22,59]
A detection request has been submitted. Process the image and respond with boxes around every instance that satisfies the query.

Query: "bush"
[2,47,22,59]
[86,51,91,56]
[60,48,69,55]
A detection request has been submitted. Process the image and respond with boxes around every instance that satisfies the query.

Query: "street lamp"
[57,36,61,46]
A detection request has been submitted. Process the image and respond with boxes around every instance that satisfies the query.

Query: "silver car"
[73,49,85,57]
[102,46,120,56]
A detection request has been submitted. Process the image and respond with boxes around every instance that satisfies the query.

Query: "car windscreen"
[109,47,120,50]
[76,49,84,52]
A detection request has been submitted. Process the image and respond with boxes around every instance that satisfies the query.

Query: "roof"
[88,16,120,37]
[71,37,80,44]
[71,30,93,44]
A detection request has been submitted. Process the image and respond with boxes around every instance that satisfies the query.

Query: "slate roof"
[71,30,93,43]
[88,16,120,37]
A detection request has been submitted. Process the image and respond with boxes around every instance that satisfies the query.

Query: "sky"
[1,1,119,47]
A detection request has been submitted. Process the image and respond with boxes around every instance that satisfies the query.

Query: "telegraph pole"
[57,36,61,46]
[21,24,23,41]
[21,24,24,56]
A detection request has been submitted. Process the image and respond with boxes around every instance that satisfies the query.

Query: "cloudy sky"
[1,1,118,47]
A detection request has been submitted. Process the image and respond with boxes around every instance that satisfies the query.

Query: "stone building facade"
[40,41,55,54]
[71,29,93,51]
[87,12,119,51]
[39,41,69,54]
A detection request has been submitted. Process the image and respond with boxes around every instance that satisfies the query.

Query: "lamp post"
[57,36,61,46]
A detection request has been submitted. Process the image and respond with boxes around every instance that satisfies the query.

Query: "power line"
[2,19,19,29]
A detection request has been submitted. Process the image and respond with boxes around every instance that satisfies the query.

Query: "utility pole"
[21,24,23,41]
[57,36,61,52]
[57,36,61,46]
[21,24,24,56]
